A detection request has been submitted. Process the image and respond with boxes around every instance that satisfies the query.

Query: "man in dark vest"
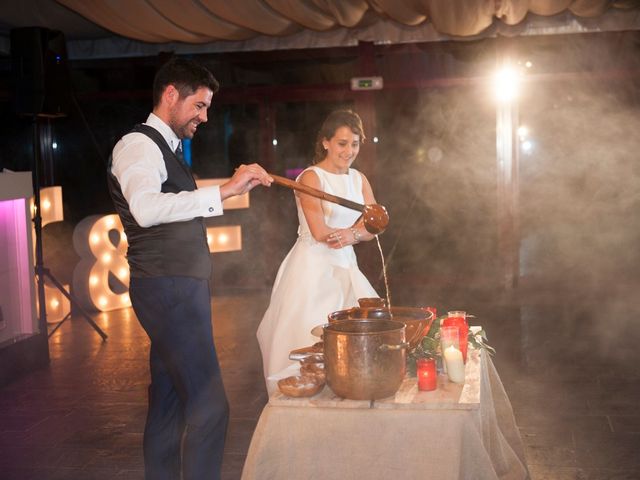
[108,57,272,480]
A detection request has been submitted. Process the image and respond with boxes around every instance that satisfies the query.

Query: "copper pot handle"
[378,342,410,351]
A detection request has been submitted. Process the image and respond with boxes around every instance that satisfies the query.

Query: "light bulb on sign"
[42,283,70,323]
[206,226,241,253]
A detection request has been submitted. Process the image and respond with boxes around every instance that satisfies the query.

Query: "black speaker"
[11,27,71,117]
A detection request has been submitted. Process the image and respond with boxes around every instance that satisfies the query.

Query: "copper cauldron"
[328,299,435,350]
[323,319,408,400]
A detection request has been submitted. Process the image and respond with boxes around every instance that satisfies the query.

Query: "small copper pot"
[323,319,407,400]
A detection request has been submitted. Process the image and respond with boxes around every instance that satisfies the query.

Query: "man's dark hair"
[152,57,220,107]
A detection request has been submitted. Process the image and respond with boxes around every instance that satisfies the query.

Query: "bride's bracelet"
[350,227,361,244]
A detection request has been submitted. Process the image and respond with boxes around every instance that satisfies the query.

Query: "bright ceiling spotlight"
[521,140,533,153]
[494,66,520,103]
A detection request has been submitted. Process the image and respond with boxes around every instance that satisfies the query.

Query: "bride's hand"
[326,228,357,249]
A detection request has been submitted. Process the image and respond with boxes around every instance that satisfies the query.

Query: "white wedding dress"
[257,166,378,391]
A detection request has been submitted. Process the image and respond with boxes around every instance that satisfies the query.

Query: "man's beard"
[170,117,198,139]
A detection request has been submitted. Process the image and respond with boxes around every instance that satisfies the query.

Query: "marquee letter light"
[71,179,247,312]
[206,225,242,252]
[39,286,71,324]
[197,178,245,254]
[33,186,64,226]
[30,186,71,323]
[72,214,131,312]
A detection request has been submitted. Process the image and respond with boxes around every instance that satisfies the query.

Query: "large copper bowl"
[323,319,407,400]
[327,298,435,350]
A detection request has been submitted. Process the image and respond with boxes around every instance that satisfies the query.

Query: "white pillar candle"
[443,345,465,383]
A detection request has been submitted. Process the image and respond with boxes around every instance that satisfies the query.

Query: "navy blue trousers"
[130,276,229,480]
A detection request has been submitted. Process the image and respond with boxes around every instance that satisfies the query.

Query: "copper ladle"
[270,173,389,235]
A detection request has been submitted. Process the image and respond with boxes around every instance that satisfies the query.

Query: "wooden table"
[242,350,529,480]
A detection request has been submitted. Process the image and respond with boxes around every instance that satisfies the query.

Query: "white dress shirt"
[111,113,223,228]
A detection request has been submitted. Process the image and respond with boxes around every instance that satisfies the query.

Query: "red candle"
[416,358,437,391]
[442,314,469,363]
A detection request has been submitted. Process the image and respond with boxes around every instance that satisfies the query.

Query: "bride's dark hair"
[313,110,366,164]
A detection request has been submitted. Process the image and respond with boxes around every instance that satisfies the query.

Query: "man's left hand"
[220,164,273,200]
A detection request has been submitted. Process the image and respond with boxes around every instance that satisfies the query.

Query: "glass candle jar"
[443,311,469,363]
[416,358,437,391]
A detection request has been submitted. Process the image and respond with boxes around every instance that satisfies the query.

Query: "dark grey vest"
[107,124,212,279]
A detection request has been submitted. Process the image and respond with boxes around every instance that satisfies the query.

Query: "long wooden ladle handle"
[269,173,390,235]
[270,173,365,212]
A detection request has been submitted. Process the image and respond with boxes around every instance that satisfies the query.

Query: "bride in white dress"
[257,110,381,391]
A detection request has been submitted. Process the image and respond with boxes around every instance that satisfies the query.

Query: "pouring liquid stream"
[375,236,393,318]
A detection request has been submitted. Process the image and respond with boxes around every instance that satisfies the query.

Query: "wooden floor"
[1,290,639,479]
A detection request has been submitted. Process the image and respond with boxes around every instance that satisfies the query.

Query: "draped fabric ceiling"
[56,0,639,43]
[0,1,639,59]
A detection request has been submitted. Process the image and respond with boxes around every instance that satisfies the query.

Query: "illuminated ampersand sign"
[71,178,246,312]
[72,214,131,312]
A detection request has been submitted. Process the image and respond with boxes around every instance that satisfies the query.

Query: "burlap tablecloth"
[242,351,529,480]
